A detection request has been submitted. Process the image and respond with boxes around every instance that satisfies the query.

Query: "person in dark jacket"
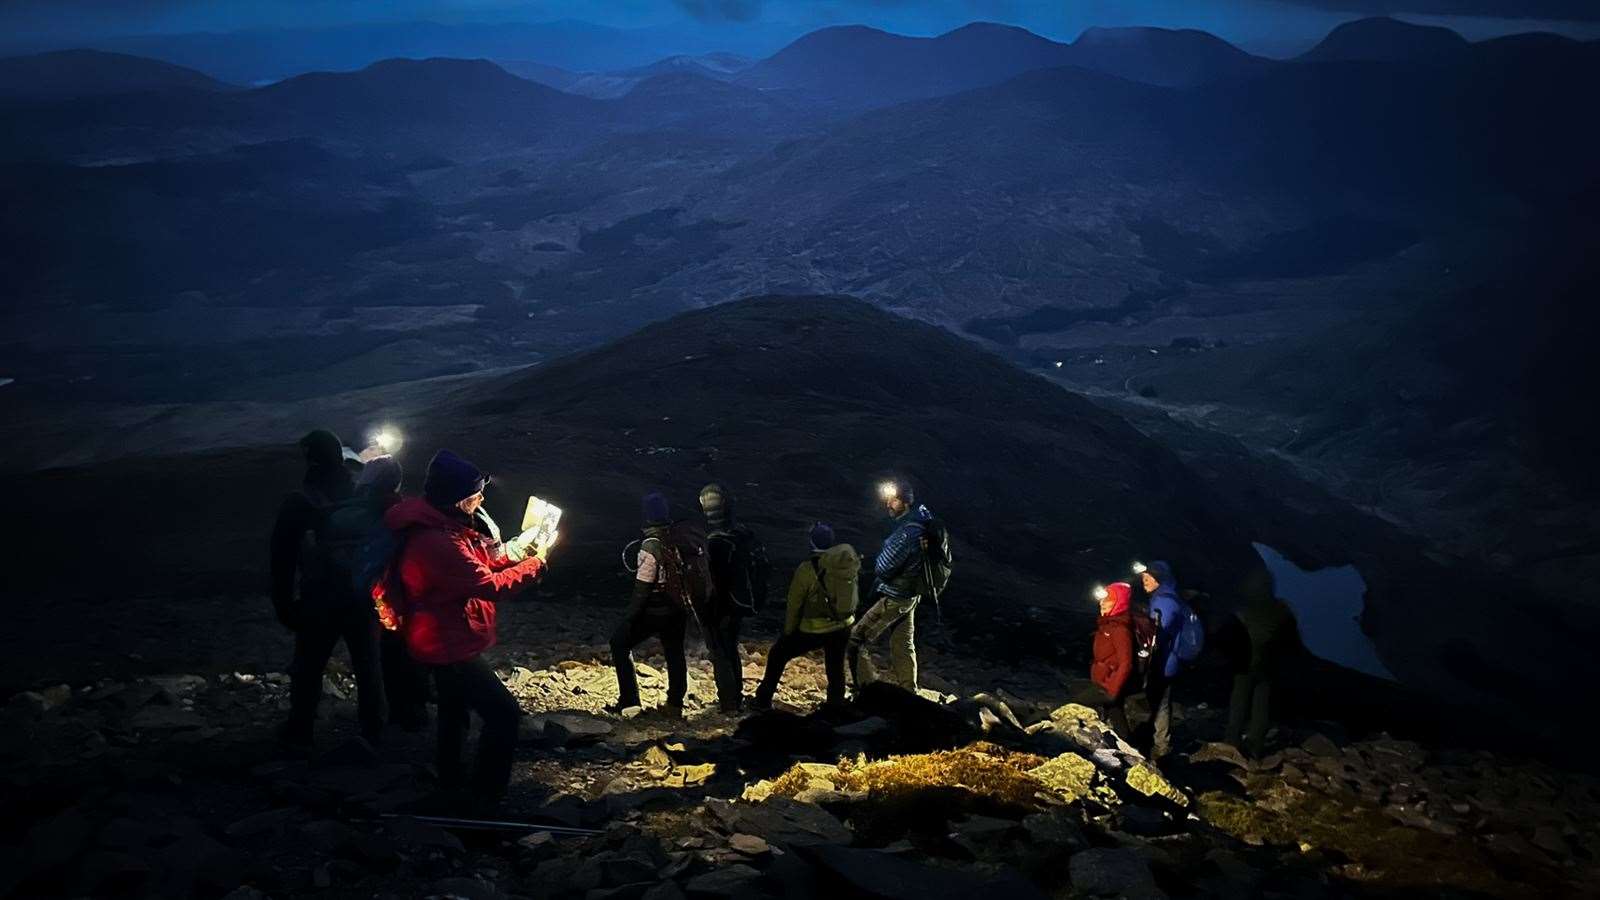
[1137,559,1184,760]
[848,479,931,692]
[1090,582,1138,740]
[608,492,689,717]
[1223,567,1297,759]
[699,483,759,713]
[270,429,385,747]
[752,523,858,711]
[384,450,546,806]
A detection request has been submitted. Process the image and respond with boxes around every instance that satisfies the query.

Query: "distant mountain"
[512,52,757,100]
[0,49,229,102]
[736,23,1076,107]
[1065,26,1272,87]
[1299,17,1470,63]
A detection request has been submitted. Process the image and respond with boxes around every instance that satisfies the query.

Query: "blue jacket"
[875,504,932,600]
[1145,560,1185,679]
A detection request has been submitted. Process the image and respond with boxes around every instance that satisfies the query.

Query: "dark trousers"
[611,605,688,709]
[756,629,849,706]
[1104,696,1133,743]
[287,601,385,741]
[1227,673,1272,759]
[433,655,521,800]
[706,613,744,711]
[381,630,430,729]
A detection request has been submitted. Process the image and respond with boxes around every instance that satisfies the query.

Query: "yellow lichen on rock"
[1126,762,1189,807]
[1026,753,1100,804]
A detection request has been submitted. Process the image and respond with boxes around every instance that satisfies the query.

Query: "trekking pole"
[376,813,604,837]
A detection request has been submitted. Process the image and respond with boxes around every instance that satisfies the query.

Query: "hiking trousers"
[1145,674,1175,759]
[433,655,520,801]
[756,628,849,707]
[706,612,744,712]
[1227,673,1272,759]
[611,604,688,709]
[381,630,430,730]
[847,594,920,691]
[286,598,385,742]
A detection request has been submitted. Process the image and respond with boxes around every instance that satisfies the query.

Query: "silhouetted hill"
[1299,17,1470,63]
[1066,26,1272,87]
[494,58,585,92]
[737,23,1076,106]
[0,48,228,102]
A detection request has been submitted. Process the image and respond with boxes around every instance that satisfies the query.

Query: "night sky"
[4,0,1598,58]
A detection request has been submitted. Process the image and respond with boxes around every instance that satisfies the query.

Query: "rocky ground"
[4,599,1597,900]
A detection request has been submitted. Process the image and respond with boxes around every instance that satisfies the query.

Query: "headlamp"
[371,427,402,453]
[1093,584,1108,601]
[1131,561,1148,575]
[877,481,899,501]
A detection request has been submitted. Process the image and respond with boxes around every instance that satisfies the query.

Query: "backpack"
[1171,602,1206,664]
[645,521,711,617]
[1131,609,1159,684]
[712,525,771,614]
[808,545,860,623]
[298,490,371,599]
[918,518,954,622]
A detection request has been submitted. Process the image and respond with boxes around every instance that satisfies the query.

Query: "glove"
[505,528,559,562]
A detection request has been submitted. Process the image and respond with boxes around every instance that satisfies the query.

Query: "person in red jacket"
[384,449,545,807]
[1090,582,1137,740]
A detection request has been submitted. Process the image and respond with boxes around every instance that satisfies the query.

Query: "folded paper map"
[519,495,563,552]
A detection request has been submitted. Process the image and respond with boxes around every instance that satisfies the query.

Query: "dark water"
[1254,542,1394,680]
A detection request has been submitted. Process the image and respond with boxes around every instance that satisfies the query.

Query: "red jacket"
[1092,612,1136,701]
[384,497,543,665]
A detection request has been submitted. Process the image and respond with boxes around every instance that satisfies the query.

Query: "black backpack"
[643,521,711,618]
[919,517,954,599]
[297,489,370,599]
[716,525,770,614]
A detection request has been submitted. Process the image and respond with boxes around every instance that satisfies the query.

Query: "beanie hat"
[809,522,835,552]
[357,455,404,496]
[424,449,488,506]
[299,429,344,469]
[642,491,670,525]
[699,483,733,529]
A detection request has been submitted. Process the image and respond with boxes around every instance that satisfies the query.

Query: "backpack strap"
[809,557,842,621]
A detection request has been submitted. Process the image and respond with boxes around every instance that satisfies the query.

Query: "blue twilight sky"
[3,1,1597,58]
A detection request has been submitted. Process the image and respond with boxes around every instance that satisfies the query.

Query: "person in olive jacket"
[752,523,858,710]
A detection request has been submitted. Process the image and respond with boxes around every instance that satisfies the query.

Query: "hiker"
[1223,568,1297,759]
[269,429,386,746]
[1135,559,1190,760]
[608,492,690,717]
[383,450,547,807]
[1090,582,1140,740]
[848,479,934,692]
[699,483,768,713]
[752,523,858,711]
[349,456,431,732]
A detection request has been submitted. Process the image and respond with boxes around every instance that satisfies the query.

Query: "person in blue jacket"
[1137,559,1184,760]
[847,479,932,692]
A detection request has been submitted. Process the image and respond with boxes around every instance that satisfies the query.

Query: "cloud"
[672,0,763,22]
[1279,1,1600,22]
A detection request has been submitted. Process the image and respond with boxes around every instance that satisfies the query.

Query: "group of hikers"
[272,430,1288,810]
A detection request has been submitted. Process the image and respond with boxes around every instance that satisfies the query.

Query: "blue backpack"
[1171,602,1206,664]
[351,524,400,601]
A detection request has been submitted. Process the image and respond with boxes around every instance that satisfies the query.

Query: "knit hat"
[1145,560,1174,585]
[642,491,670,525]
[357,455,404,496]
[424,449,488,506]
[699,483,732,529]
[808,522,835,552]
[299,429,344,469]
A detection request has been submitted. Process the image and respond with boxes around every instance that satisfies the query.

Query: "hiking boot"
[603,701,643,717]
[657,702,685,720]
[748,695,773,712]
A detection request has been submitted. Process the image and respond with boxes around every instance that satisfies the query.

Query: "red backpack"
[644,521,711,615]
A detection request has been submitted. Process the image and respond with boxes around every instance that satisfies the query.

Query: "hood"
[1102,581,1133,618]
[818,543,860,574]
[384,495,467,532]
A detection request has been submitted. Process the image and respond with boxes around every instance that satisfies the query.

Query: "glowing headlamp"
[370,427,403,453]
[1093,584,1108,601]
[1131,561,1148,576]
[877,481,899,501]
